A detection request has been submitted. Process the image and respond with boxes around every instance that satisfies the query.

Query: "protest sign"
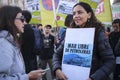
[62,28,95,80]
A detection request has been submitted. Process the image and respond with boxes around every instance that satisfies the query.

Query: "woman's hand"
[55,69,68,80]
[28,69,45,80]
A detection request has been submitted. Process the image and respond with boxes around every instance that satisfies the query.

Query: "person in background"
[52,2,115,80]
[109,19,120,54]
[105,27,111,38]
[55,14,73,49]
[39,25,55,80]
[37,24,43,33]
[21,10,38,73]
[0,5,45,80]
[109,19,120,80]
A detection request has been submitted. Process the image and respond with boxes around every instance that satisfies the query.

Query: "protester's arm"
[52,41,67,80]
[52,41,64,73]
[90,30,115,80]
[0,39,29,80]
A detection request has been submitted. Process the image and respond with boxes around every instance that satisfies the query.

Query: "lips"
[75,19,80,24]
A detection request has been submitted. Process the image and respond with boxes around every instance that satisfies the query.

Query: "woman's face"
[112,23,120,32]
[44,27,51,34]
[73,5,91,27]
[14,12,24,33]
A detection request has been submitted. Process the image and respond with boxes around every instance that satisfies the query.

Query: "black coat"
[40,34,54,60]
[109,31,120,54]
[21,24,37,73]
[52,29,115,80]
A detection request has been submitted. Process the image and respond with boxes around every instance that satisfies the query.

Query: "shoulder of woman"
[0,38,14,53]
[95,27,106,42]
[0,38,15,71]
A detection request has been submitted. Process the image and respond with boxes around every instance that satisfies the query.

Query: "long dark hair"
[64,14,73,27]
[0,5,22,42]
[71,2,104,31]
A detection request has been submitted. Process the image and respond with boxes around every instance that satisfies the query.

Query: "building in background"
[112,0,120,20]
[113,0,120,4]
[0,0,27,9]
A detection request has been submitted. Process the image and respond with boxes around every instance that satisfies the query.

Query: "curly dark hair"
[64,14,73,27]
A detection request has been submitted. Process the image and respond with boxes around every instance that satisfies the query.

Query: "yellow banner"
[40,0,59,27]
[95,0,112,22]
[80,0,112,23]
[80,0,98,10]
[30,11,41,24]
[40,0,112,27]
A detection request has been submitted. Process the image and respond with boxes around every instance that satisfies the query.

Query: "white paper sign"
[57,0,78,14]
[62,28,95,80]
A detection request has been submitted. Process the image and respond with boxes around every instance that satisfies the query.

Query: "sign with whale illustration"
[62,28,95,80]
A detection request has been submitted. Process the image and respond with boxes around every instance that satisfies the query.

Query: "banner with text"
[62,28,95,80]
[26,0,41,24]
[56,0,78,27]
[95,0,112,23]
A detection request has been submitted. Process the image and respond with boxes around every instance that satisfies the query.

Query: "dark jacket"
[40,34,54,60]
[109,31,120,55]
[21,24,37,73]
[52,29,115,80]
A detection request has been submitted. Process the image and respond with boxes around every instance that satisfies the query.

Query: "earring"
[87,18,90,22]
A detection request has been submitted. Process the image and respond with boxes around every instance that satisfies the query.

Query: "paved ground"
[37,56,55,80]
[38,65,55,80]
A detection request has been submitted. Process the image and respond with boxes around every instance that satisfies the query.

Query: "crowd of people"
[0,2,120,80]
